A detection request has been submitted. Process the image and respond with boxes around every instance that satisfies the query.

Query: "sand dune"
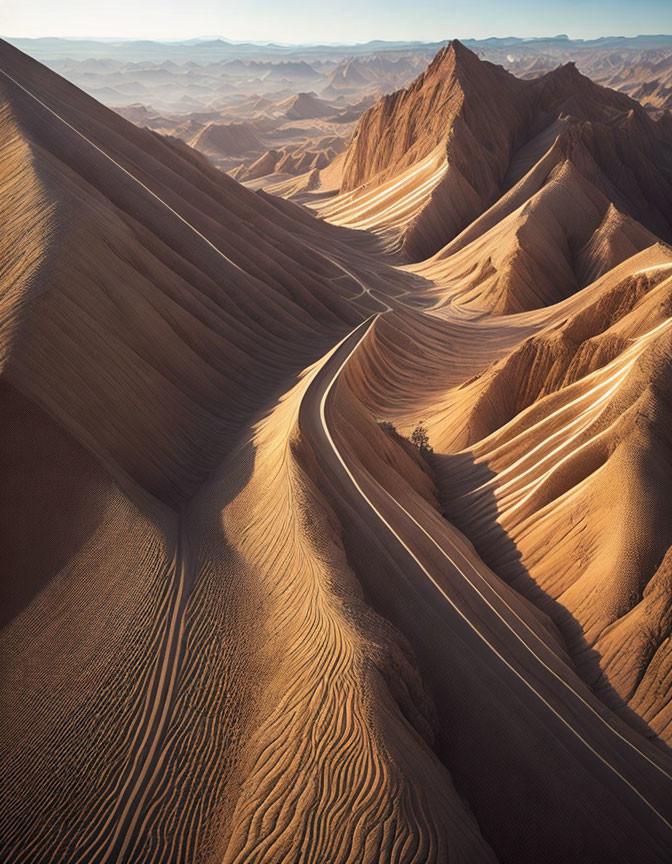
[3,35,672,864]
[320,42,672,265]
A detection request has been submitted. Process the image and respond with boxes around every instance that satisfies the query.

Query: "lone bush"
[410,422,433,455]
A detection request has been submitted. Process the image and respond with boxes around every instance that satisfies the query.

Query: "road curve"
[298,312,672,862]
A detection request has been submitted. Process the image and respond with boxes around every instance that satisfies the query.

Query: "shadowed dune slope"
[0,38,373,503]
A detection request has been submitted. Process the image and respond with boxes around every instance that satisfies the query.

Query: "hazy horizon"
[3,0,672,44]
[4,32,672,45]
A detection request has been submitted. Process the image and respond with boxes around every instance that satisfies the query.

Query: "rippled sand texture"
[2,37,672,864]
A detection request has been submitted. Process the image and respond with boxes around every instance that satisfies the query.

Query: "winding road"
[299,312,672,861]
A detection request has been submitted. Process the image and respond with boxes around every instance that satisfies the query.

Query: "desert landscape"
[2,7,672,864]
[7,33,672,189]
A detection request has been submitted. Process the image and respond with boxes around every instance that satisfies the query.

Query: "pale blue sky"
[2,0,671,43]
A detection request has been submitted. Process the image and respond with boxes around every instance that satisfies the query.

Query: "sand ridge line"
[0,66,250,279]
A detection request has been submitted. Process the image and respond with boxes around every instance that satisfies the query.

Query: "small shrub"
[410,422,433,455]
[378,420,397,434]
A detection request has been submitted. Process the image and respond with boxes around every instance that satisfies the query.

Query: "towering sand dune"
[3,37,672,864]
[320,41,672,263]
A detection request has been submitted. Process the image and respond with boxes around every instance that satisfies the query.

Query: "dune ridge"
[319,41,672,265]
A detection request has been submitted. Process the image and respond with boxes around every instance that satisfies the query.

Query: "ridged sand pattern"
[2,35,672,864]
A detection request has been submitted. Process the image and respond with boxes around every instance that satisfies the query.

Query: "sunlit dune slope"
[434,261,672,744]
[317,41,672,267]
[413,163,663,314]
[341,241,672,751]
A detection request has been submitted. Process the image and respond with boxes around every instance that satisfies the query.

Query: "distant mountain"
[275,90,337,119]
[190,120,264,156]
[334,41,672,261]
[6,33,672,64]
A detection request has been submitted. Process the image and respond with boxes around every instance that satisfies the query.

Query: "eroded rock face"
[336,41,672,261]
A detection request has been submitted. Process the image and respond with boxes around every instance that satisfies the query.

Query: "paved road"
[299,313,672,862]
